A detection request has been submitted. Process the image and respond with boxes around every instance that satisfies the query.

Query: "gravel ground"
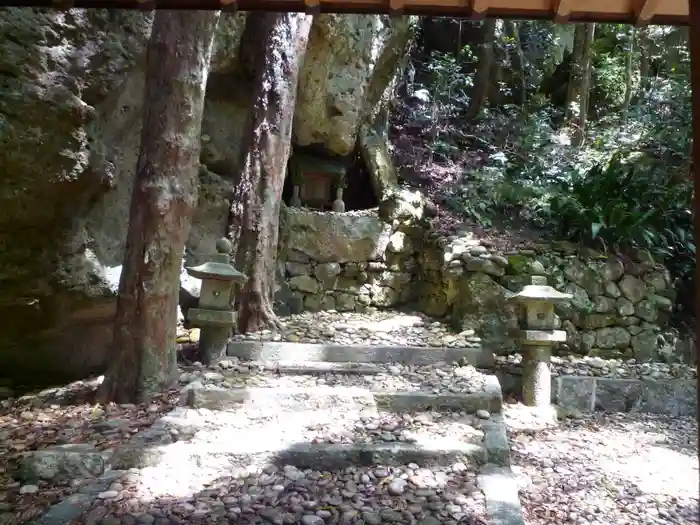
[77,463,488,525]
[505,403,699,525]
[0,379,179,524]
[221,311,696,381]
[229,311,482,349]
[180,361,489,395]
[496,353,696,380]
[302,410,484,446]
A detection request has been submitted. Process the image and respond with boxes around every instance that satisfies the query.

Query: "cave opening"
[282,145,379,211]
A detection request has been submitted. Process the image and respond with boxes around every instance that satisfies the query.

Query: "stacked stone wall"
[278,208,420,312]
[278,213,687,362]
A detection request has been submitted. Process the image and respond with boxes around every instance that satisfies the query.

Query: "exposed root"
[238,290,285,333]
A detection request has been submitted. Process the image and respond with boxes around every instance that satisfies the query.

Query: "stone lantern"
[185,238,247,365]
[508,277,572,407]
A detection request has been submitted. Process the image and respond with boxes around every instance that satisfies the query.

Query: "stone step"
[111,439,490,472]
[110,407,510,471]
[249,360,384,375]
[183,381,503,414]
[227,341,494,368]
[183,384,377,412]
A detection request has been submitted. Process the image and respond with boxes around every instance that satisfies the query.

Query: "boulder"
[595,327,632,350]
[294,15,411,155]
[618,275,648,304]
[19,444,106,483]
[631,330,659,360]
[0,9,151,383]
[280,208,392,263]
[288,275,321,294]
[451,272,517,343]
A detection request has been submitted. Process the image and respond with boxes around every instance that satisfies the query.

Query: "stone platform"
[227,340,494,367]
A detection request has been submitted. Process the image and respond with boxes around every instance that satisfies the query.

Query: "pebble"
[226,310,694,381]
[78,464,486,524]
[507,405,699,525]
[182,360,488,396]
[475,409,490,420]
[388,478,407,495]
[301,515,324,525]
[18,484,38,494]
[231,311,482,349]
[497,352,695,380]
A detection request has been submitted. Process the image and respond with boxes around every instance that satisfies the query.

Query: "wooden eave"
[13,0,689,26]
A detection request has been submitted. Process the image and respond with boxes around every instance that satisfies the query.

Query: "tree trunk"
[505,20,527,108]
[465,19,496,121]
[227,13,313,333]
[636,28,651,104]
[99,10,220,404]
[564,24,586,124]
[574,23,596,146]
[564,23,595,145]
[621,27,635,124]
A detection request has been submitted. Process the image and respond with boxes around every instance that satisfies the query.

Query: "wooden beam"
[0,0,690,26]
[136,0,156,9]
[389,0,404,18]
[220,0,237,11]
[554,0,572,24]
[635,0,660,27]
[471,0,487,20]
[304,0,321,15]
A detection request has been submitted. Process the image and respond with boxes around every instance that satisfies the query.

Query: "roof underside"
[11,0,690,25]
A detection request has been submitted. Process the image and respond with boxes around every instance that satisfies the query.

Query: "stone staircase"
[39,343,524,525]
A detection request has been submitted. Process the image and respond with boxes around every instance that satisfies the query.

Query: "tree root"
[238,291,284,333]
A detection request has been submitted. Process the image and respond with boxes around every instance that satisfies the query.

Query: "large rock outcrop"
[294,15,411,155]
[0,9,411,383]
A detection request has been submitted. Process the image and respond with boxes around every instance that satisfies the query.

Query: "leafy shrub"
[545,152,693,260]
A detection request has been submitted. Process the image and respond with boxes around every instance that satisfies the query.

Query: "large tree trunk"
[505,20,527,108]
[465,19,496,121]
[100,10,220,404]
[228,13,313,333]
[565,23,595,146]
[564,24,586,124]
[621,27,635,124]
[574,23,596,146]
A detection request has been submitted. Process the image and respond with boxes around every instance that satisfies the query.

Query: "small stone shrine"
[288,151,347,211]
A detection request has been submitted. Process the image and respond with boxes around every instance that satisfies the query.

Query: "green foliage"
[402,21,694,310]
[545,152,693,259]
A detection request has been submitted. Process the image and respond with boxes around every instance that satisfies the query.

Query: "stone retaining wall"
[496,372,697,417]
[277,211,689,362]
[277,207,421,312]
[417,232,681,361]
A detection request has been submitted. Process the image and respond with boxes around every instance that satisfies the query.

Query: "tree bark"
[100,10,220,404]
[574,23,596,146]
[564,24,586,124]
[564,23,595,145]
[228,13,313,333]
[621,27,635,124]
[465,19,496,121]
[505,20,527,108]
